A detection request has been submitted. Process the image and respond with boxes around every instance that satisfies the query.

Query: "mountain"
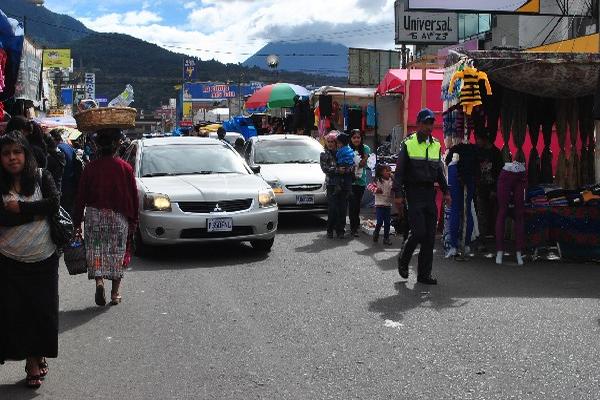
[243,41,349,77]
[0,0,91,46]
[0,0,346,111]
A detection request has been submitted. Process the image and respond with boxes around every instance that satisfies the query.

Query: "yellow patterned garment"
[0,187,56,263]
[449,67,493,115]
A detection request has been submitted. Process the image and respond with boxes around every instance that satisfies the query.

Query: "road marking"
[384,320,404,329]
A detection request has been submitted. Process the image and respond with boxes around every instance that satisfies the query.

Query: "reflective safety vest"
[400,133,443,187]
[404,133,442,162]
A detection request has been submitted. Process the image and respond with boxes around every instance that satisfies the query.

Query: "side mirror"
[251,165,261,174]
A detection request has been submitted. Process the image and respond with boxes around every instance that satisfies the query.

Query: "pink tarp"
[377,68,445,143]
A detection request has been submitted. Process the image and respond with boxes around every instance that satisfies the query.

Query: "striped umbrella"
[245,83,310,110]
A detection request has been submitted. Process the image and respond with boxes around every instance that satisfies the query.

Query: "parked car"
[122,137,278,254]
[244,135,327,213]
[208,131,245,146]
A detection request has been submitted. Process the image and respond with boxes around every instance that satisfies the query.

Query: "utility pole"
[595,0,600,183]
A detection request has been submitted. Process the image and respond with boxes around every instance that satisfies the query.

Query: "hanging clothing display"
[441,60,465,113]
[366,103,377,127]
[0,11,24,101]
[526,95,542,188]
[449,66,493,116]
[511,93,527,163]
[540,98,555,184]
[566,99,580,190]
[500,89,515,162]
[555,99,569,189]
[347,108,362,131]
[319,95,332,117]
[496,163,527,253]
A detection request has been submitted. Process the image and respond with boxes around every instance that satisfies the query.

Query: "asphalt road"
[1,214,600,400]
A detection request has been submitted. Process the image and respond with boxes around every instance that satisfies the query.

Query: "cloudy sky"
[43,0,396,64]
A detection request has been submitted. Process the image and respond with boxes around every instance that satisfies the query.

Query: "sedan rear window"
[254,140,323,165]
[141,144,249,177]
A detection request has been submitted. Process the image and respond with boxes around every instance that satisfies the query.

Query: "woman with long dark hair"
[0,131,60,389]
[348,129,371,237]
[73,129,139,306]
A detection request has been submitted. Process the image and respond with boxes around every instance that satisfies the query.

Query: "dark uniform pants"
[399,186,438,278]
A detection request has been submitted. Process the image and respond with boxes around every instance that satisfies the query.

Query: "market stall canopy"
[245,83,309,110]
[312,86,376,98]
[376,69,444,96]
[449,50,600,98]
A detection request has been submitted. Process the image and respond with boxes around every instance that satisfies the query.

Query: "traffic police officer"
[393,108,450,285]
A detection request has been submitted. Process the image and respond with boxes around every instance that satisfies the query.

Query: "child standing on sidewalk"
[372,164,393,245]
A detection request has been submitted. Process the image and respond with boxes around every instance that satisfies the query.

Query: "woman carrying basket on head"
[73,129,139,306]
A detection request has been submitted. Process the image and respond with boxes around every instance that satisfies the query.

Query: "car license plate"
[296,195,315,205]
[207,218,233,232]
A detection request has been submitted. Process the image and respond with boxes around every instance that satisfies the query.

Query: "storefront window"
[459,14,491,40]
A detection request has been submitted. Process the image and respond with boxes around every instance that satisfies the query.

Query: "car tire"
[250,238,275,253]
[134,229,152,257]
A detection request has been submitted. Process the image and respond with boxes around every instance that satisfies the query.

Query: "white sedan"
[122,137,278,254]
[244,135,327,213]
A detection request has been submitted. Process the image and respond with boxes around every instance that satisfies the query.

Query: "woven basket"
[74,107,137,132]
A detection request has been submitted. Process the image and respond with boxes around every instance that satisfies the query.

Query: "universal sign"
[395,1,458,44]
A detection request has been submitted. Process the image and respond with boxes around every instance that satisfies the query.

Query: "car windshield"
[141,144,249,177]
[254,139,323,164]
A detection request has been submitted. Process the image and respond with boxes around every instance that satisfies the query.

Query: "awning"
[449,50,600,98]
[376,69,444,96]
[312,86,376,98]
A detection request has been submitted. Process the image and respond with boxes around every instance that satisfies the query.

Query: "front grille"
[279,204,328,211]
[178,199,253,213]
[180,226,254,239]
[286,184,322,192]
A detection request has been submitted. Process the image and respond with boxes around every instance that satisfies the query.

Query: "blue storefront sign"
[183,82,262,101]
[60,88,73,106]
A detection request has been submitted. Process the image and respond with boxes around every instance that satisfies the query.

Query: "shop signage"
[15,38,42,101]
[84,73,96,99]
[42,49,71,69]
[395,1,458,44]
[405,0,541,14]
[60,88,73,106]
[183,58,199,82]
[183,82,262,101]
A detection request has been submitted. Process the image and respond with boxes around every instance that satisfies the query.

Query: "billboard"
[405,0,541,14]
[348,48,401,86]
[183,82,262,101]
[42,49,71,69]
[183,58,199,82]
[84,73,96,100]
[15,38,42,101]
[396,1,458,44]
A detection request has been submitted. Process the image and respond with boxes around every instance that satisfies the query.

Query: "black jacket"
[0,170,60,227]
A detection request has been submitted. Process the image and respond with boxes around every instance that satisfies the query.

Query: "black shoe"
[351,230,359,238]
[397,258,409,279]
[417,276,438,285]
[373,232,380,243]
[337,233,346,239]
[327,232,334,239]
[383,238,393,246]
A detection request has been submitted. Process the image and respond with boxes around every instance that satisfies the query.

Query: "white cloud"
[74,0,396,64]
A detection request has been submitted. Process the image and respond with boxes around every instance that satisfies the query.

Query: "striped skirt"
[84,207,128,281]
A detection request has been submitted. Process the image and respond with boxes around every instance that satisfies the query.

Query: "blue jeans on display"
[448,164,474,249]
[375,206,391,238]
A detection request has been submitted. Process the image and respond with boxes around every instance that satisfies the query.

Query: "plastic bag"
[108,84,134,107]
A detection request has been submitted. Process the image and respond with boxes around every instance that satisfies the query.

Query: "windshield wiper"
[142,172,175,177]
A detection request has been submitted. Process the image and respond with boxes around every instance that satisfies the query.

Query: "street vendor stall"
[442,50,600,260]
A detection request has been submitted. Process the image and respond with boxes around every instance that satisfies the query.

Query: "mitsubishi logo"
[213,203,223,212]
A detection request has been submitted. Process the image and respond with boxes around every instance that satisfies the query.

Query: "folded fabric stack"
[527,187,549,207]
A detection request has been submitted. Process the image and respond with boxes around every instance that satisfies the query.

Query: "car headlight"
[143,193,172,211]
[267,180,284,194]
[258,189,277,208]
